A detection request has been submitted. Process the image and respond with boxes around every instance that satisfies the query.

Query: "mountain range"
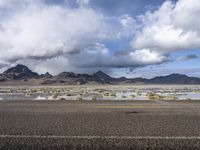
[0,64,200,85]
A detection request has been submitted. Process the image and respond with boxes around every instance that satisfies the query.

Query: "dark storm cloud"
[176,54,199,61]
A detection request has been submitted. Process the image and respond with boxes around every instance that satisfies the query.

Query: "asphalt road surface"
[1,100,200,150]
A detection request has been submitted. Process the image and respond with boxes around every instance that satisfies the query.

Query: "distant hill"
[0,64,199,85]
[0,64,39,81]
[149,74,200,84]
[94,71,113,82]
[40,72,53,79]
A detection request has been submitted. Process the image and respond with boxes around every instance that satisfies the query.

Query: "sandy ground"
[0,100,200,149]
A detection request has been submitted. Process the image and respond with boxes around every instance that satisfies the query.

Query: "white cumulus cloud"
[132,0,200,53]
[0,0,199,74]
[0,0,106,63]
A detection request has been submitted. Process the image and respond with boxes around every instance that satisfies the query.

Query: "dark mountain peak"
[95,71,106,75]
[167,73,187,77]
[41,72,53,78]
[56,72,76,78]
[94,71,112,81]
[2,64,39,80]
[153,73,188,79]
[16,64,27,68]
[150,73,200,84]
[50,71,105,84]
[3,64,30,74]
[45,72,52,77]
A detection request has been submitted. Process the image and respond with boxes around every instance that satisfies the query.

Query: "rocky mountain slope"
[0,64,200,85]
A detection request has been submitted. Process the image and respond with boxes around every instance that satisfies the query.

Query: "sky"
[0,0,199,78]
